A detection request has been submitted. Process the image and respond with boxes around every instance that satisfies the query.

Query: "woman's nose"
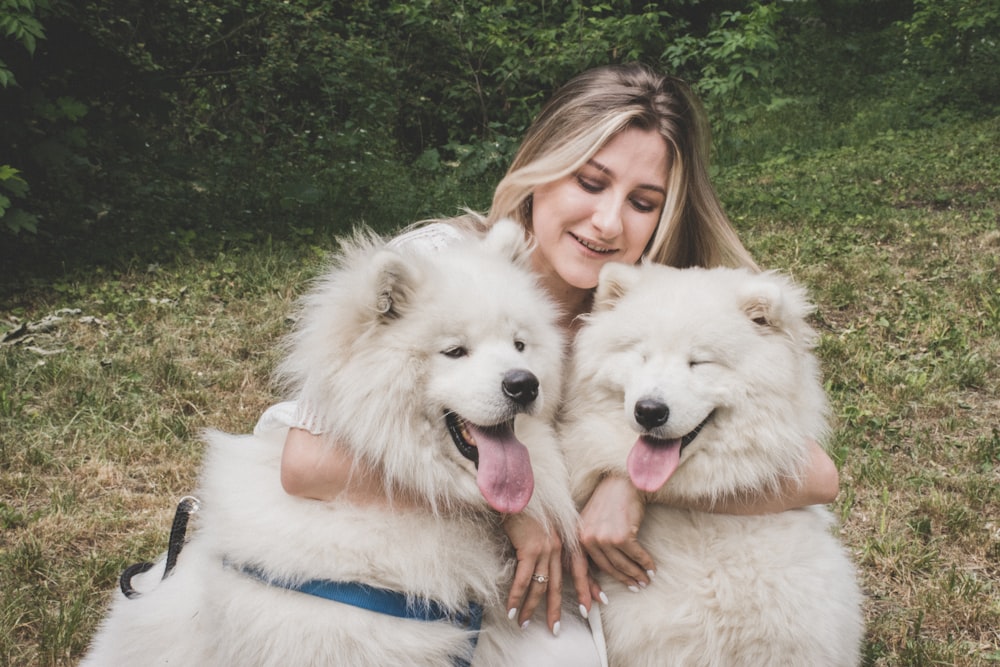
[591,196,623,238]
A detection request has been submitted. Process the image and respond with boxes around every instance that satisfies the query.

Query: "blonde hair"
[432,63,756,270]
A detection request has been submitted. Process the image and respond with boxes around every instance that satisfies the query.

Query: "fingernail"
[647,569,656,580]
[579,604,589,619]
[507,608,517,621]
[599,591,609,605]
[520,620,531,630]
[637,579,647,589]
[628,584,640,593]
[552,621,561,637]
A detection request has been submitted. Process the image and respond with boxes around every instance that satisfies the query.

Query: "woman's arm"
[579,440,840,589]
[281,427,581,633]
[692,439,840,514]
[281,427,421,508]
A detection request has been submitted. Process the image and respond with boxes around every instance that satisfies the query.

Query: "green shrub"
[900,0,1000,110]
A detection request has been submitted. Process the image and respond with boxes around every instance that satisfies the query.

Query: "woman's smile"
[569,232,618,255]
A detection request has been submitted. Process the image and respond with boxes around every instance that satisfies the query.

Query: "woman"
[265,63,840,662]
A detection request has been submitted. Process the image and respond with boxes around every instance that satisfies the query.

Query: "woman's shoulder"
[388,221,471,253]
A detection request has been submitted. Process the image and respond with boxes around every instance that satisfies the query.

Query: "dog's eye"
[442,346,468,358]
[689,359,709,368]
[513,340,525,352]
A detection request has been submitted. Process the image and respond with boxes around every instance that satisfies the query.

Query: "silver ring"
[531,573,549,585]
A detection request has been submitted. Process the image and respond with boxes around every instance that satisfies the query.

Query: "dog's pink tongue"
[469,423,534,514]
[627,436,681,492]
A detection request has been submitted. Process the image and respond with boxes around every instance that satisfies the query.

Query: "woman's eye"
[576,175,603,193]
[514,340,525,352]
[442,346,468,358]
[630,197,658,213]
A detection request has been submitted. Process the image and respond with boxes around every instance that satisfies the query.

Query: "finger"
[518,567,549,627]
[595,530,654,584]
[545,549,564,633]
[583,544,622,587]
[593,544,647,589]
[505,554,538,621]
[566,548,594,614]
[605,547,648,588]
[589,575,607,606]
[621,538,657,581]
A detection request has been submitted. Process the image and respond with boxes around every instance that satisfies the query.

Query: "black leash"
[120,496,200,599]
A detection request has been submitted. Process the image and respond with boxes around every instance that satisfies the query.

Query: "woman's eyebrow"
[586,158,666,195]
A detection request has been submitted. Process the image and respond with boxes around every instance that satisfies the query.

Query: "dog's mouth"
[627,411,715,493]
[446,412,481,465]
[445,411,534,514]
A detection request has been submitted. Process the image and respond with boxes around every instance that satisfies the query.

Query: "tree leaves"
[0,3,46,55]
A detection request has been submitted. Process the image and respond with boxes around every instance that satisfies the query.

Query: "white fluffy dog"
[563,263,864,667]
[81,220,578,666]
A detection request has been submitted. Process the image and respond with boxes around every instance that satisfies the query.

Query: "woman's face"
[530,127,670,300]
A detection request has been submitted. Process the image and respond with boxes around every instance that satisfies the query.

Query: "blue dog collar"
[227,560,483,665]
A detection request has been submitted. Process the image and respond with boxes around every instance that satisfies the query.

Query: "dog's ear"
[483,218,532,267]
[593,262,642,311]
[370,249,419,321]
[739,271,815,343]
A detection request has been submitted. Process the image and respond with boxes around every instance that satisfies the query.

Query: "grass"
[719,115,1000,665]
[2,113,999,665]
[0,243,324,665]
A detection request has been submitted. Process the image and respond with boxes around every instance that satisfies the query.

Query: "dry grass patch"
[3,117,999,665]
[1,244,324,664]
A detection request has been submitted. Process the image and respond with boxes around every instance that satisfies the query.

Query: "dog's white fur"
[82,220,578,666]
[562,263,864,667]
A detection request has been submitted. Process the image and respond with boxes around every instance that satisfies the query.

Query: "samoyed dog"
[562,263,864,667]
[82,220,579,666]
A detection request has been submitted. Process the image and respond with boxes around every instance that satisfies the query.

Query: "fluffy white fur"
[82,220,578,666]
[562,263,864,667]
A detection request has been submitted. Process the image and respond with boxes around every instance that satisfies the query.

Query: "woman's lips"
[570,232,616,255]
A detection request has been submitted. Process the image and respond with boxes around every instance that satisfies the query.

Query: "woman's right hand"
[578,473,656,590]
[502,512,592,636]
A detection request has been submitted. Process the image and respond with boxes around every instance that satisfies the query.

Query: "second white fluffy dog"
[563,263,864,667]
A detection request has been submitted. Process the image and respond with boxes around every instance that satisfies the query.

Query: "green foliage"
[899,0,1000,110]
[0,0,46,61]
[0,165,37,234]
[1,0,998,276]
[0,0,48,235]
[663,2,789,150]
[387,1,673,144]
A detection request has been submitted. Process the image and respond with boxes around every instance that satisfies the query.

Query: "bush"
[3,0,997,279]
[0,0,50,235]
[899,0,1000,111]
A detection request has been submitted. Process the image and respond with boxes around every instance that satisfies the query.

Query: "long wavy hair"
[437,63,756,271]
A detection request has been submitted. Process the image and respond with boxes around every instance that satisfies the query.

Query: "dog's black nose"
[635,399,669,429]
[502,369,539,407]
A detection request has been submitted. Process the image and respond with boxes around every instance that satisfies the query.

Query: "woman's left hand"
[578,473,656,590]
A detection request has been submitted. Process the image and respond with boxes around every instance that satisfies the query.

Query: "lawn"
[2,115,998,665]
